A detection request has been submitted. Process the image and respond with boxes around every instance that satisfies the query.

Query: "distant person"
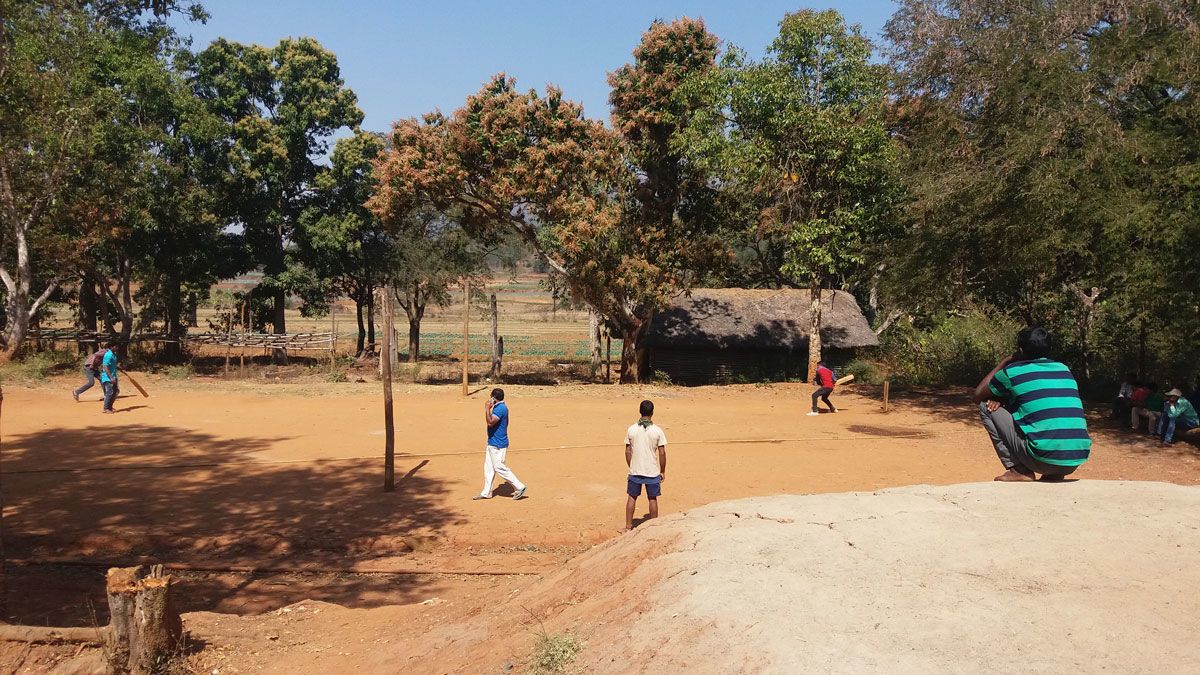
[73,342,109,401]
[474,388,527,500]
[1112,372,1137,421]
[974,326,1091,481]
[1132,382,1163,433]
[100,342,120,414]
[1157,388,1198,446]
[624,399,667,531]
[807,360,837,416]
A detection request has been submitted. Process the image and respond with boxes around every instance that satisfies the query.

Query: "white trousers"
[480,445,524,496]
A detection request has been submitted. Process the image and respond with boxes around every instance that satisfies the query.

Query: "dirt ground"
[2,375,1199,670]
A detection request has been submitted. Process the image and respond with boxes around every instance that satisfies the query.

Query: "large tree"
[884,0,1199,379]
[195,37,362,335]
[680,9,898,380]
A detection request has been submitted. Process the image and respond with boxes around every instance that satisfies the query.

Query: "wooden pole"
[883,380,890,413]
[605,331,612,384]
[240,302,247,377]
[381,284,396,492]
[461,281,470,396]
[330,303,337,373]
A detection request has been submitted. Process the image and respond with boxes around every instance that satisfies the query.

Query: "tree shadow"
[2,425,463,626]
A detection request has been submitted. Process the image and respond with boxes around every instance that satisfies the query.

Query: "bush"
[528,630,582,675]
[880,309,1019,386]
[165,364,193,380]
[0,349,78,383]
[327,369,348,383]
[841,358,883,385]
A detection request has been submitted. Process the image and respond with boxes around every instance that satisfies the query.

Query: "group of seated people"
[1114,374,1200,445]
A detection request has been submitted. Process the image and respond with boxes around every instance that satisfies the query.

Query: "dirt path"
[4,378,1197,626]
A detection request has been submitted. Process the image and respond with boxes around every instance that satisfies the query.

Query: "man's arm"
[658,444,667,479]
[973,355,1014,403]
[625,443,632,468]
[485,400,500,427]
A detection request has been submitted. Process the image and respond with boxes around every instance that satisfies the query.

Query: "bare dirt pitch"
[3,377,1199,671]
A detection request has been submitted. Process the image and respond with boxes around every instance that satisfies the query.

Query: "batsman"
[807,360,845,416]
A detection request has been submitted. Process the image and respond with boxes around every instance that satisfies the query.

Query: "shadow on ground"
[2,425,463,626]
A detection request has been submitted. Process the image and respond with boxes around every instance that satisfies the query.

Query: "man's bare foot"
[622,526,633,532]
[994,467,1036,482]
[1038,473,1067,482]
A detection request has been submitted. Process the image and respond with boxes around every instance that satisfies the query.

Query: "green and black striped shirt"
[989,358,1091,467]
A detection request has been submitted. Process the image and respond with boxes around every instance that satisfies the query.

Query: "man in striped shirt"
[973,326,1091,482]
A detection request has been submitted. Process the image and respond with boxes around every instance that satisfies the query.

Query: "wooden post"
[240,302,247,377]
[381,284,396,492]
[330,304,337,373]
[883,380,890,413]
[223,310,232,377]
[461,281,470,396]
[489,293,500,380]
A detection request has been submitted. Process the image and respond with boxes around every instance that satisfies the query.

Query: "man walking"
[807,360,837,416]
[624,400,667,531]
[73,342,109,401]
[474,388,527,500]
[974,326,1091,481]
[100,342,120,414]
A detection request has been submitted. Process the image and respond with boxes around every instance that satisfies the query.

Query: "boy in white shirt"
[624,399,667,531]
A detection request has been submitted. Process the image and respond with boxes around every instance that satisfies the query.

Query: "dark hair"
[1016,326,1052,360]
[491,388,504,401]
[639,400,654,417]
[1148,382,1159,391]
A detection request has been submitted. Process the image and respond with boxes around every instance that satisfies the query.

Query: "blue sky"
[173,1,897,133]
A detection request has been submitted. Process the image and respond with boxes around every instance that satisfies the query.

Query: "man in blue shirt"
[474,388,528,500]
[100,342,120,414]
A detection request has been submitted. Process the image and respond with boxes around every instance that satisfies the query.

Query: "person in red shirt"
[808,360,837,416]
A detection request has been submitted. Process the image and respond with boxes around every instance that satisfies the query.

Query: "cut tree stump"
[105,564,183,674]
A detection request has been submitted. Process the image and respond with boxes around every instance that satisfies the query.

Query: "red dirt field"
[1,375,1198,670]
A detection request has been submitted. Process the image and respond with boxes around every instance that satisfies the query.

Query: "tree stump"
[105,565,183,674]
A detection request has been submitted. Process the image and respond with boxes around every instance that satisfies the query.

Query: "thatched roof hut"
[645,288,878,384]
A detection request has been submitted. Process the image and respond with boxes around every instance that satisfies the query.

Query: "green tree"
[195,37,362,335]
[681,9,898,380]
[298,130,390,355]
[884,0,1198,380]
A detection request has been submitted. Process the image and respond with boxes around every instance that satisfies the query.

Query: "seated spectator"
[1113,372,1137,421]
[1157,388,1199,445]
[1136,384,1164,435]
[1129,381,1152,430]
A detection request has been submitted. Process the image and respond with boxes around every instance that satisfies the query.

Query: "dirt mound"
[186,480,1200,673]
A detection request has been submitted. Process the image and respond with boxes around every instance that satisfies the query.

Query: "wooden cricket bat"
[121,371,150,398]
[834,374,855,386]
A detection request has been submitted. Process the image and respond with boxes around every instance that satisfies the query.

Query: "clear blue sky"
[172,1,897,134]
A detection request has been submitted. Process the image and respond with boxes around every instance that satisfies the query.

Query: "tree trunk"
[366,288,376,354]
[489,293,501,379]
[807,285,823,383]
[618,318,648,384]
[0,218,58,360]
[588,307,602,380]
[78,275,98,354]
[354,296,366,356]
[106,565,183,675]
[163,272,183,362]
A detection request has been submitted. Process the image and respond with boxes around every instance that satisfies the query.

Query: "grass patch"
[0,349,78,383]
[527,630,582,675]
[165,364,194,380]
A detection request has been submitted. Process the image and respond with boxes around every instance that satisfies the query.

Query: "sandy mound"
[188,481,1200,673]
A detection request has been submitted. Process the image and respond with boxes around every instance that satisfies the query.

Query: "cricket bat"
[834,374,855,386]
[121,371,150,398]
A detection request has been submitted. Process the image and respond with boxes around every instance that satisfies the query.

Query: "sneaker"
[828,409,838,414]
[512,486,528,500]
[806,411,820,416]
[72,391,79,402]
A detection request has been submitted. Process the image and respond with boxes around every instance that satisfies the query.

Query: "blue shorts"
[627,475,662,498]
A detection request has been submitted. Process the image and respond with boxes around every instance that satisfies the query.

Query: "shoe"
[102,410,115,415]
[472,494,491,500]
[806,412,820,416]
[72,391,79,402]
[512,486,527,500]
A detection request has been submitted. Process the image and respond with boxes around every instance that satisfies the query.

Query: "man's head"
[818,360,828,368]
[1166,388,1183,402]
[639,400,654,418]
[491,388,504,402]
[1015,326,1052,360]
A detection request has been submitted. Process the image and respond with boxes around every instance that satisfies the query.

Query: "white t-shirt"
[625,422,667,478]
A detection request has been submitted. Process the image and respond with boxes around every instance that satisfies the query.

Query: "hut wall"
[650,347,859,385]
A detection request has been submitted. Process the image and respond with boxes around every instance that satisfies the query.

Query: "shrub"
[165,364,193,380]
[841,358,883,385]
[0,349,78,383]
[880,309,1019,386]
[528,631,582,675]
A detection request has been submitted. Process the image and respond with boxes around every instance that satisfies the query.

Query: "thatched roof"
[645,288,879,351]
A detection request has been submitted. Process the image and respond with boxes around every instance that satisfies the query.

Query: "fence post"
[381,284,395,492]
[461,281,470,396]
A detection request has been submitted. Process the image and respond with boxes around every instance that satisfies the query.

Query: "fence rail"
[26,329,335,351]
